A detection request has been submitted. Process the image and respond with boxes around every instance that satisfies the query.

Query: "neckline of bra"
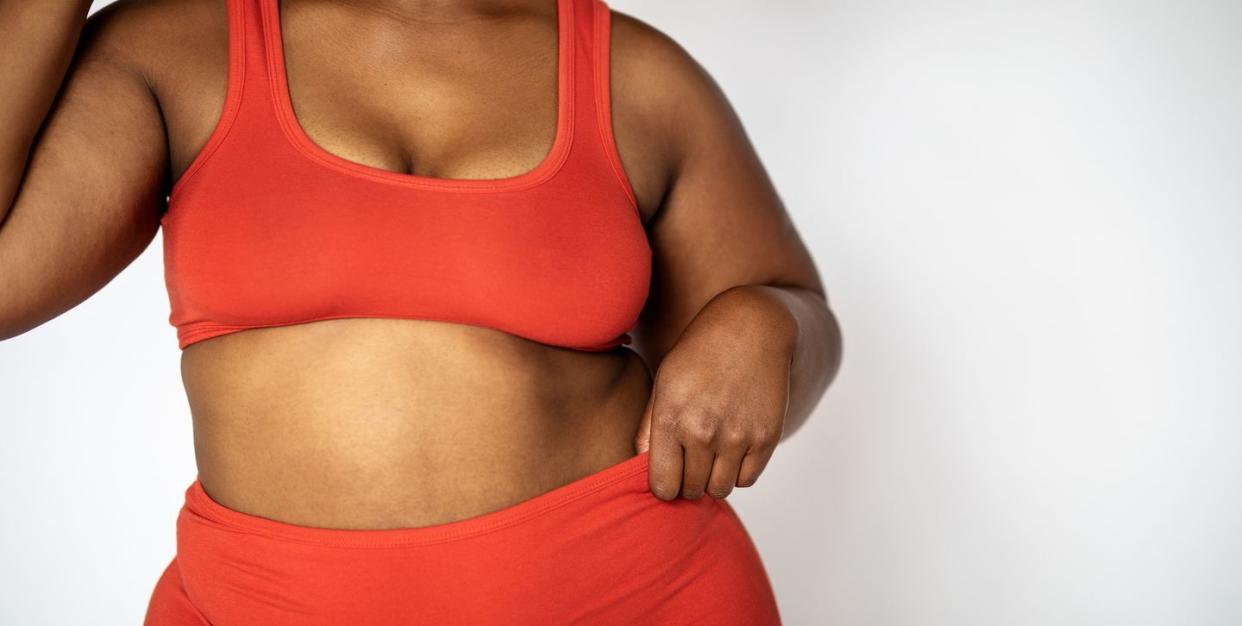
[258,0,577,192]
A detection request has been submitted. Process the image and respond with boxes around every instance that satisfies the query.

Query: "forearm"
[0,0,94,221]
[708,283,843,440]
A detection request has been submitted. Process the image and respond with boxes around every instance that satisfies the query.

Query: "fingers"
[737,443,776,488]
[651,420,755,501]
[647,421,684,501]
[642,365,784,501]
[650,438,774,500]
[679,444,715,500]
[707,443,745,499]
[647,410,780,501]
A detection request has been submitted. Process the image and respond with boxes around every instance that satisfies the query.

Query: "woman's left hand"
[634,286,798,501]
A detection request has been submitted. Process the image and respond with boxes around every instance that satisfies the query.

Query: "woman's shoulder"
[603,6,754,217]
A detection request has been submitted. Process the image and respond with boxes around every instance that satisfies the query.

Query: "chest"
[153,0,662,224]
[151,0,653,353]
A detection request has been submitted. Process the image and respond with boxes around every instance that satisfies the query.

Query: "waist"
[177,317,653,530]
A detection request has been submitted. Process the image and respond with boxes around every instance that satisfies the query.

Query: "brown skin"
[0,0,841,526]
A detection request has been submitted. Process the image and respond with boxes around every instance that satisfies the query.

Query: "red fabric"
[143,451,782,624]
[160,0,650,352]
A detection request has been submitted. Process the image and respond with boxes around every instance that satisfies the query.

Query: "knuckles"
[751,422,782,448]
[681,420,718,446]
[721,427,749,447]
[654,408,781,451]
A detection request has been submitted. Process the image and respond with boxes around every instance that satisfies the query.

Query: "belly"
[178,317,653,530]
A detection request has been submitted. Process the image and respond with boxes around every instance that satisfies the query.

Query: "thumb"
[633,392,654,454]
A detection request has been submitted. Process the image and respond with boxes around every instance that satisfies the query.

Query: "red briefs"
[144,450,782,624]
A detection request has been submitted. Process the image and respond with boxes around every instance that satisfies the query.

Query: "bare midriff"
[180,317,652,530]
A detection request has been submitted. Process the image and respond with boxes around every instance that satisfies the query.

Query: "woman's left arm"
[614,16,843,501]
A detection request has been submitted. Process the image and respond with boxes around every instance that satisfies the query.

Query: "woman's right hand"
[0,0,170,342]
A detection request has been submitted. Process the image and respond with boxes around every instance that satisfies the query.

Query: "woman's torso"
[136,0,668,529]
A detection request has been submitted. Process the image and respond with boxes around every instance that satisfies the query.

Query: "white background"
[2,0,1240,624]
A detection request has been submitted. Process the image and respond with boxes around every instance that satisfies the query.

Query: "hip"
[147,450,781,625]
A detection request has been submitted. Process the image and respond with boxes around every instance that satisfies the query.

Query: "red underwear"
[144,451,781,624]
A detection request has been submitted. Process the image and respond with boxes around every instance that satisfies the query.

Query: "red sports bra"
[159,0,650,352]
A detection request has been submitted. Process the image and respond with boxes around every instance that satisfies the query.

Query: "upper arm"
[609,11,824,369]
[0,1,170,341]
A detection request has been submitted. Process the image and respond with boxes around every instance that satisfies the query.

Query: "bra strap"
[564,0,639,210]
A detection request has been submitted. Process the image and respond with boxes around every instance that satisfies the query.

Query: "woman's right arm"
[0,0,170,341]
